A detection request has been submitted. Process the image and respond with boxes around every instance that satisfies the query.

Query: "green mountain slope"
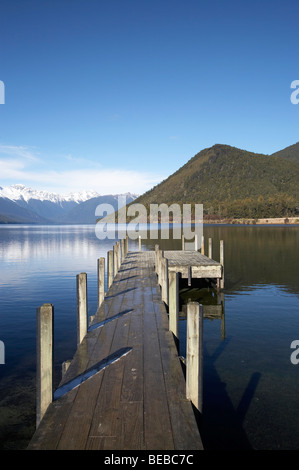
[133,144,299,219]
[271,142,299,163]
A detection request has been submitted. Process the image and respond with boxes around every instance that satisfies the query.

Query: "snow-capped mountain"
[0,184,100,204]
[0,184,138,224]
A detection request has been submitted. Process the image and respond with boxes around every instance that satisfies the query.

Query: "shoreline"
[1,217,299,226]
[203,217,299,225]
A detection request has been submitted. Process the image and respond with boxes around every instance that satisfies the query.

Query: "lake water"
[0,224,298,450]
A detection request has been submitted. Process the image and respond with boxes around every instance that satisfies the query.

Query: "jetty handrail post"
[159,250,163,286]
[138,235,141,252]
[97,257,105,308]
[161,255,165,301]
[158,249,163,287]
[77,273,88,347]
[186,302,203,414]
[194,234,198,251]
[117,241,121,270]
[161,255,169,305]
[208,238,212,259]
[108,250,114,288]
[121,238,125,260]
[36,303,54,428]
[155,244,159,275]
[201,236,205,255]
[168,271,179,343]
[113,243,118,276]
[220,240,224,289]
[125,234,129,256]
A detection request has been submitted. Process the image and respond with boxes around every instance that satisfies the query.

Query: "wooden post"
[162,256,169,305]
[139,235,141,252]
[158,249,163,286]
[159,251,164,290]
[169,271,179,342]
[201,236,205,255]
[125,234,129,256]
[220,240,224,289]
[36,303,54,428]
[182,234,185,251]
[186,302,203,414]
[208,238,212,259]
[108,250,114,288]
[77,273,87,347]
[155,244,159,275]
[188,265,192,287]
[61,360,71,377]
[97,257,105,308]
[113,244,118,276]
[121,238,125,260]
[117,241,121,269]
[194,234,198,251]
[0,340,4,365]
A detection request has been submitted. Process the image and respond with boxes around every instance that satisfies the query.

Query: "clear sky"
[0,0,298,195]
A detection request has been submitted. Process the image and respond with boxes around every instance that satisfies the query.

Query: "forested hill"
[271,142,299,163]
[133,144,299,219]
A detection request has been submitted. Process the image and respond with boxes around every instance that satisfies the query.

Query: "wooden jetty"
[28,236,224,451]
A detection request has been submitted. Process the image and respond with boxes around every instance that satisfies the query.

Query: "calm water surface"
[0,224,298,450]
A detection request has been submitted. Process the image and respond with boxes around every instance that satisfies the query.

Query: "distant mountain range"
[132,142,299,219]
[0,184,138,224]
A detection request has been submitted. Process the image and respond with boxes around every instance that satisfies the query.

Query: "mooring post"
[194,234,198,251]
[122,238,126,260]
[139,235,141,252]
[186,302,203,414]
[208,238,212,259]
[0,340,4,365]
[220,240,224,289]
[162,256,169,305]
[169,271,179,342]
[97,257,105,308]
[159,251,164,290]
[158,249,163,286]
[125,234,129,256]
[77,273,88,347]
[108,250,114,288]
[155,244,159,275]
[188,265,192,287]
[201,236,205,255]
[113,243,118,276]
[36,303,54,428]
[61,360,71,377]
[117,241,121,269]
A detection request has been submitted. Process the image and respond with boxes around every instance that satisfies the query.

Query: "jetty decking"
[28,247,212,450]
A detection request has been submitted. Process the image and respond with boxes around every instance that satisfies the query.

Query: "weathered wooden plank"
[117,401,145,450]
[165,250,221,266]
[27,388,78,450]
[120,284,144,404]
[87,314,131,441]
[85,436,118,450]
[169,264,222,279]
[86,254,144,449]
[57,309,130,448]
[143,295,174,449]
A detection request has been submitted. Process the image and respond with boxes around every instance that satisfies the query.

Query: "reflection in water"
[179,281,226,341]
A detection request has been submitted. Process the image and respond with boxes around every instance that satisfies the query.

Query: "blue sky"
[0,0,298,195]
